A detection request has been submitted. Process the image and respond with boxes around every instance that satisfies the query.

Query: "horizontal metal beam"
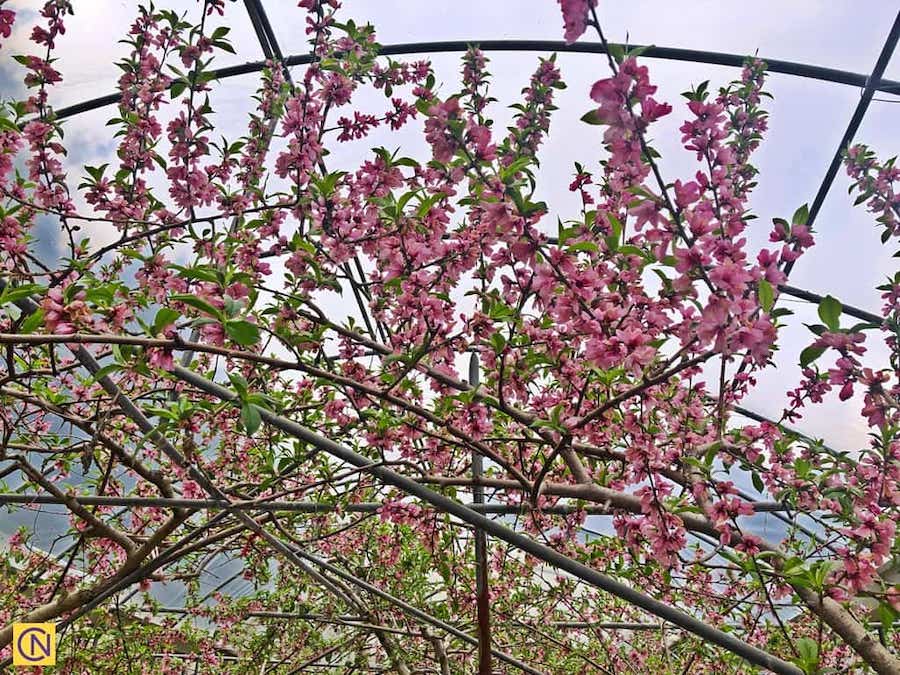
[0,492,795,514]
[153,607,364,620]
[54,40,900,120]
[778,284,884,326]
[152,606,665,630]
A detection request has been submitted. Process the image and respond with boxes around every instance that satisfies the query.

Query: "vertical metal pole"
[469,352,491,674]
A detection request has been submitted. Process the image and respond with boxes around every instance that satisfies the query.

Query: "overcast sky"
[4,0,899,455]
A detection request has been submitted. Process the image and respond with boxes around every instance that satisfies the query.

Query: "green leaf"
[224,320,260,346]
[84,287,115,307]
[626,44,655,59]
[415,97,432,115]
[506,186,527,215]
[19,309,45,333]
[799,345,827,368]
[84,163,108,182]
[580,109,605,126]
[607,212,623,239]
[171,264,220,283]
[877,602,898,632]
[771,307,794,319]
[757,279,774,312]
[558,224,580,245]
[245,392,274,408]
[568,241,599,253]
[617,245,645,258]
[214,40,235,54]
[792,203,810,226]
[499,157,532,183]
[522,199,547,217]
[751,472,765,493]
[228,372,248,396]
[489,332,507,353]
[795,637,819,674]
[817,295,842,331]
[222,295,245,319]
[804,323,827,336]
[314,171,346,198]
[240,404,261,435]
[0,283,45,306]
[152,307,180,336]
[170,294,222,318]
[416,193,442,218]
[169,78,188,99]
[90,362,123,383]
[607,43,625,64]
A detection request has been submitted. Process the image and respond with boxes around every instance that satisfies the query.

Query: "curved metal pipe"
[55,40,900,120]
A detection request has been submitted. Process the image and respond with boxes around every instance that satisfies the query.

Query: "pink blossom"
[0,8,14,42]
[41,287,92,335]
[182,480,203,500]
[424,98,462,163]
[674,179,700,208]
[557,0,597,44]
[148,347,175,371]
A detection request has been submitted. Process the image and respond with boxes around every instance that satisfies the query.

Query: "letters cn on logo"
[12,623,56,667]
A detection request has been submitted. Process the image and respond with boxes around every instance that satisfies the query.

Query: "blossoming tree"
[0,0,898,672]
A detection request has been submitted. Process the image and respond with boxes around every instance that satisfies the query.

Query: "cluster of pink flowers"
[0,118,20,188]
[680,98,727,160]
[377,498,424,526]
[162,3,234,212]
[614,484,686,568]
[85,6,181,227]
[275,86,325,186]
[333,59,423,143]
[384,96,419,130]
[21,118,70,212]
[673,65,793,366]
[461,47,490,113]
[336,111,380,142]
[30,0,71,50]
[590,58,672,166]
[784,148,898,446]
[557,0,597,44]
[846,143,899,241]
[372,58,429,90]
[706,482,755,546]
[424,97,464,163]
[40,285,93,335]
[4,3,73,214]
[503,56,563,159]
[235,61,285,196]
[0,2,14,50]
[0,214,25,266]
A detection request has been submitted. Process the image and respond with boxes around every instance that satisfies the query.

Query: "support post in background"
[469,352,491,675]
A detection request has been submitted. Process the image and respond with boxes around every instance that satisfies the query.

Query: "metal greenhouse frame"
[1,1,898,672]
